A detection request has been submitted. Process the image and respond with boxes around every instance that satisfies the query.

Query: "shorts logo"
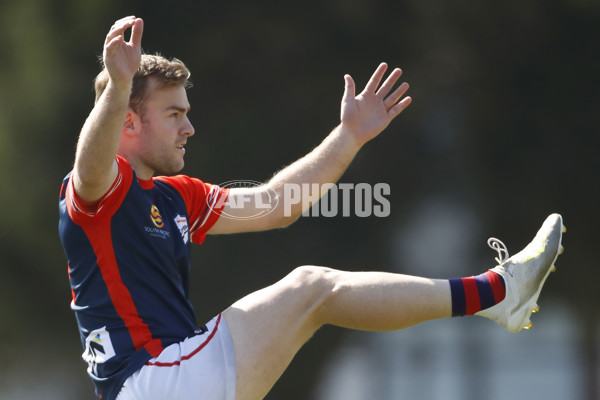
[150,205,164,228]
[82,327,116,376]
[174,214,189,244]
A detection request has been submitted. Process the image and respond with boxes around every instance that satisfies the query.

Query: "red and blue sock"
[449,271,506,316]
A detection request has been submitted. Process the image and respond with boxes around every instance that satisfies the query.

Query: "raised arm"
[72,16,143,204]
[208,63,411,234]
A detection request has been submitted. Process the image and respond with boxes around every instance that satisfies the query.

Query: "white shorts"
[116,314,236,400]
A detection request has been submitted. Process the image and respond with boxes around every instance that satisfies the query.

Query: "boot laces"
[487,237,509,265]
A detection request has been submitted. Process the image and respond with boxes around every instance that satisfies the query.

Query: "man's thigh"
[224,266,333,400]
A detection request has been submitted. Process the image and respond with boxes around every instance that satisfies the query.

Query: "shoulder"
[153,175,215,202]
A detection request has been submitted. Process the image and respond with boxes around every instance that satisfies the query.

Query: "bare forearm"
[266,124,362,220]
[73,80,130,201]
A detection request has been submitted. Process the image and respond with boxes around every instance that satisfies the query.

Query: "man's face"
[135,79,195,176]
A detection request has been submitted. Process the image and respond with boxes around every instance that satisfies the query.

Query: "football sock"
[449,271,506,316]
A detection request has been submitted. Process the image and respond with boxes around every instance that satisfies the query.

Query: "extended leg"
[223,213,565,400]
[224,267,451,400]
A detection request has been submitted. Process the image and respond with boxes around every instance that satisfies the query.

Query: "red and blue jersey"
[58,156,228,400]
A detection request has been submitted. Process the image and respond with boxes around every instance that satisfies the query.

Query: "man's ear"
[123,109,141,137]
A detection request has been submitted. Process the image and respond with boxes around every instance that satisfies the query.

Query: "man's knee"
[283,266,342,314]
[285,265,338,291]
[278,266,339,327]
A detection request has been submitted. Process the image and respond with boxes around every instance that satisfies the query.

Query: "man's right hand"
[103,16,144,89]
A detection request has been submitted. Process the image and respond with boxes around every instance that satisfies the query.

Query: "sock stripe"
[449,271,506,317]
[462,277,481,315]
[449,278,466,316]
[474,273,496,310]
[485,270,507,304]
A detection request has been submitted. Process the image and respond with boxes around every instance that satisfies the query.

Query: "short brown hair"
[94,54,192,113]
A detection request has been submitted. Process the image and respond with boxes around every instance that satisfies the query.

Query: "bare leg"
[224,214,566,399]
[223,266,451,400]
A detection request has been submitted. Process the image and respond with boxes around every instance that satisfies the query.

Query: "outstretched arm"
[72,16,143,204]
[209,63,411,234]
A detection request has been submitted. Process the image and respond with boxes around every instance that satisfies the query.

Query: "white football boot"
[475,213,565,332]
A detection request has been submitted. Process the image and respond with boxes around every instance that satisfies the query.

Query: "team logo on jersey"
[82,327,115,376]
[174,214,189,244]
[145,205,171,239]
[150,205,164,228]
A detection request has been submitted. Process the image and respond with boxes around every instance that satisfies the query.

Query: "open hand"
[340,63,412,145]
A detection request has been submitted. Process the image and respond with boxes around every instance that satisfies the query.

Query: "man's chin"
[156,163,185,176]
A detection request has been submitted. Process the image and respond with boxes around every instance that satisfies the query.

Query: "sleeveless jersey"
[58,156,228,400]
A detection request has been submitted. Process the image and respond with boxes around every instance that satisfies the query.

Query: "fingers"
[105,16,135,46]
[362,62,409,101]
[383,81,410,111]
[376,67,403,98]
[363,62,388,94]
[388,96,413,118]
[104,34,124,56]
[357,62,411,115]
[104,16,142,47]
[343,74,356,102]
[130,18,144,47]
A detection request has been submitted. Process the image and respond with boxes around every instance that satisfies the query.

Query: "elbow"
[277,212,302,229]
[259,205,302,230]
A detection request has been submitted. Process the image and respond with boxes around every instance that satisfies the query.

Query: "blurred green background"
[0,0,598,399]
